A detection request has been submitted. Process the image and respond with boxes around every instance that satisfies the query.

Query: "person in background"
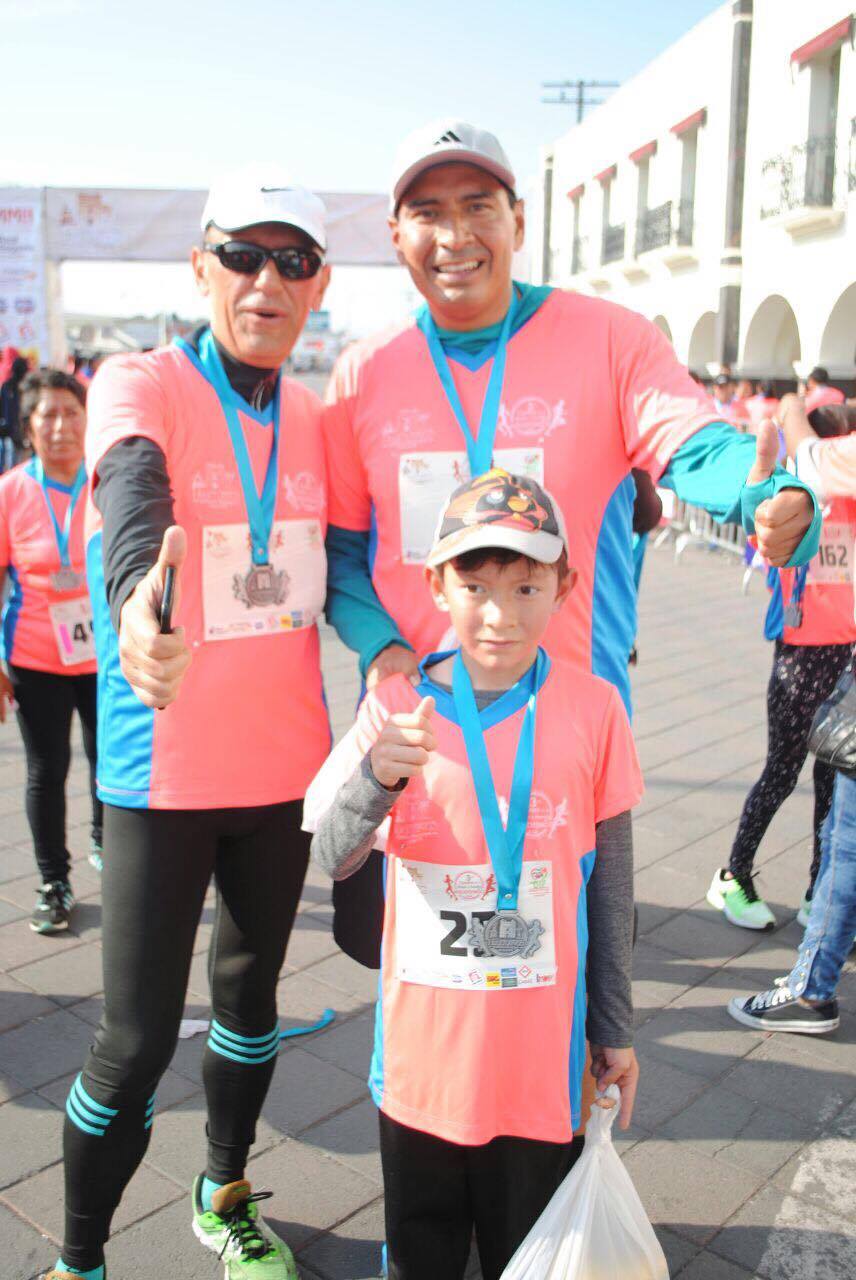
[0,370,101,933]
[745,380,779,432]
[730,378,755,430]
[709,395,856,929]
[730,395,856,1034]
[712,372,736,420]
[805,366,845,415]
[0,348,29,472]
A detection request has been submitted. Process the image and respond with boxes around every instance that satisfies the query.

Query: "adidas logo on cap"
[434,130,461,145]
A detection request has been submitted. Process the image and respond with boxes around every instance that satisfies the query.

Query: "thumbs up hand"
[370,695,437,789]
[119,525,192,708]
[747,420,815,568]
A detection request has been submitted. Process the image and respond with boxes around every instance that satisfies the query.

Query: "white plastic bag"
[500,1086,669,1280]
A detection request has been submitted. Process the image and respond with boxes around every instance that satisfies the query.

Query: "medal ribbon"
[416,288,518,476]
[451,647,546,912]
[198,328,281,566]
[34,458,87,567]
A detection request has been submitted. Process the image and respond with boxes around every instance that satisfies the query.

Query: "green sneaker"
[88,839,104,873]
[797,894,812,929]
[192,1176,299,1278]
[707,868,775,930]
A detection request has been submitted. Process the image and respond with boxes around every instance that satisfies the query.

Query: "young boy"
[304,468,643,1280]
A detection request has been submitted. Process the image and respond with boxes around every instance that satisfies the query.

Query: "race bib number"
[394,858,557,991]
[809,523,854,586]
[201,519,326,642]
[399,449,545,565]
[49,597,95,666]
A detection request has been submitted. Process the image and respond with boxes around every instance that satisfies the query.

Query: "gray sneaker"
[30,881,74,934]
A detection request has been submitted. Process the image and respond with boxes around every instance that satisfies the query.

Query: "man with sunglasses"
[46,169,330,1280]
[322,119,821,975]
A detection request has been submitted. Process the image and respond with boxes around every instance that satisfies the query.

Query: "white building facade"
[533,1,856,389]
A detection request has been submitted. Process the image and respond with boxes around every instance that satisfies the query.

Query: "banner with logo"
[45,188,397,266]
[0,189,49,366]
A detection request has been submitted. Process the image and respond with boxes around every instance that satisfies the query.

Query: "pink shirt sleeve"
[609,304,720,478]
[796,433,856,503]
[322,347,372,532]
[594,683,644,823]
[85,353,170,485]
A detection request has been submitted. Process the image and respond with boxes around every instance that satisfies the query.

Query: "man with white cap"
[46,168,330,1280]
[323,118,821,970]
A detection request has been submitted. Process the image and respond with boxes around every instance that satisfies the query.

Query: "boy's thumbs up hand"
[371,695,437,789]
[747,420,814,568]
[119,525,192,708]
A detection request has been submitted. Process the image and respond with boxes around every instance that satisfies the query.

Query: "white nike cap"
[390,119,516,211]
[201,164,327,252]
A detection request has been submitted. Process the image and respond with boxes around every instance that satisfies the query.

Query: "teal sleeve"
[324,525,413,677]
[661,424,821,568]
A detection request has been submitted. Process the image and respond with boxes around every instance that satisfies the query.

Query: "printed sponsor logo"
[486,972,501,988]
[192,464,240,510]
[14,297,34,314]
[283,471,324,513]
[381,409,434,448]
[498,792,567,840]
[0,207,34,225]
[497,396,566,440]
[528,865,551,897]
[536,973,552,984]
[469,969,482,985]
[518,965,532,979]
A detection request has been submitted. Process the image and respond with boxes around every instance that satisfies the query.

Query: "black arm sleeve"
[586,810,635,1048]
[93,436,175,633]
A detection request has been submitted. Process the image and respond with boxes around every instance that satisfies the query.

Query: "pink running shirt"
[304,659,643,1144]
[0,460,95,675]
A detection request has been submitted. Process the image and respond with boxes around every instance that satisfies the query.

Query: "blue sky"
[5,0,722,193]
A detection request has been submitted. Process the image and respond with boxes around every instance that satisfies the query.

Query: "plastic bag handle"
[586,1083,621,1144]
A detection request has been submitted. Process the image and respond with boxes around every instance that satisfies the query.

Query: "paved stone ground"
[1,542,855,1280]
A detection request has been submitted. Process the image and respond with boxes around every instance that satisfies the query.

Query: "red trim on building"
[595,164,617,185]
[566,183,585,201]
[671,108,707,136]
[791,16,852,67]
[629,140,657,164]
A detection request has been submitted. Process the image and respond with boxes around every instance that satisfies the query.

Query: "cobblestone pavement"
[1,543,854,1280]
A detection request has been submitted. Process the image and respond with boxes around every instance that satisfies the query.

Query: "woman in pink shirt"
[0,369,101,935]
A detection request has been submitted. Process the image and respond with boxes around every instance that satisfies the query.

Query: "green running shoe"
[707,868,775,930]
[192,1176,299,1278]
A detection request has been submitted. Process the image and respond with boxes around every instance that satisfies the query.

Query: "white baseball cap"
[201,164,327,252]
[390,119,516,211]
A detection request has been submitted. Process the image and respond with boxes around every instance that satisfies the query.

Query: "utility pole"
[541,80,619,123]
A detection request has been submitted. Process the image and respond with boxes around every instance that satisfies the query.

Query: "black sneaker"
[728,983,839,1035]
[30,881,74,934]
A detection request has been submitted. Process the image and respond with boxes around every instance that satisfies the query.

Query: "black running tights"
[729,641,852,891]
[60,800,310,1270]
[9,663,101,883]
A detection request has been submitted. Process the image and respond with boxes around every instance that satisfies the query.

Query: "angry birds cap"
[427,468,568,569]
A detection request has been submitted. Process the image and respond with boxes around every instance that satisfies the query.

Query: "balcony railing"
[634,199,696,255]
[761,135,839,218]
[571,235,587,275]
[601,223,625,265]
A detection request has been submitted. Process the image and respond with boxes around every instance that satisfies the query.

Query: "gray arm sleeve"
[586,810,634,1048]
[311,754,402,881]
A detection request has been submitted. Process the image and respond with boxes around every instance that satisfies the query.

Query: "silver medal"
[232,563,289,609]
[782,602,803,629]
[50,568,85,593]
[468,910,544,959]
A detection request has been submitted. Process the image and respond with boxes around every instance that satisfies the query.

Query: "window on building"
[670,108,706,243]
[806,47,841,204]
[596,166,624,264]
[567,185,585,274]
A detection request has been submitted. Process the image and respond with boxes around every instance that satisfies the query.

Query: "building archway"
[742,295,801,377]
[652,314,673,345]
[687,311,716,375]
[819,283,856,377]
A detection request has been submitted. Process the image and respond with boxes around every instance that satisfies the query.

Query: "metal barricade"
[654,495,747,563]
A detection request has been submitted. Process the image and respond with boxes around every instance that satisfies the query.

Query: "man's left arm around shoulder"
[660,420,821,568]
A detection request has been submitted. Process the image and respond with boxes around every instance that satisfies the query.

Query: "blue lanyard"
[417,289,518,476]
[792,564,809,605]
[33,459,86,567]
[451,647,545,911]
[198,329,281,566]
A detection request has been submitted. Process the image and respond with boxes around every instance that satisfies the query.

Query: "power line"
[541,79,620,123]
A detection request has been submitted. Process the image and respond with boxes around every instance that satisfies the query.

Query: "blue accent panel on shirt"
[415,648,552,727]
[569,849,596,1128]
[87,530,155,808]
[661,424,821,568]
[23,457,37,479]
[324,524,411,676]
[173,334,274,426]
[1,564,22,664]
[591,475,636,717]
[764,567,784,641]
[368,857,388,1108]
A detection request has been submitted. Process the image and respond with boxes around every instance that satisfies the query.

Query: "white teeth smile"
[435,260,481,274]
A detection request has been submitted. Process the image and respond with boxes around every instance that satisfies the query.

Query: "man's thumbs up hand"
[747,420,814,568]
[119,525,192,708]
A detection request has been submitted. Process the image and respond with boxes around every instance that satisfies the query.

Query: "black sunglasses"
[204,240,324,280]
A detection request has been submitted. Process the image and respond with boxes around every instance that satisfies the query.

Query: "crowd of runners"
[0,120,854,1280]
